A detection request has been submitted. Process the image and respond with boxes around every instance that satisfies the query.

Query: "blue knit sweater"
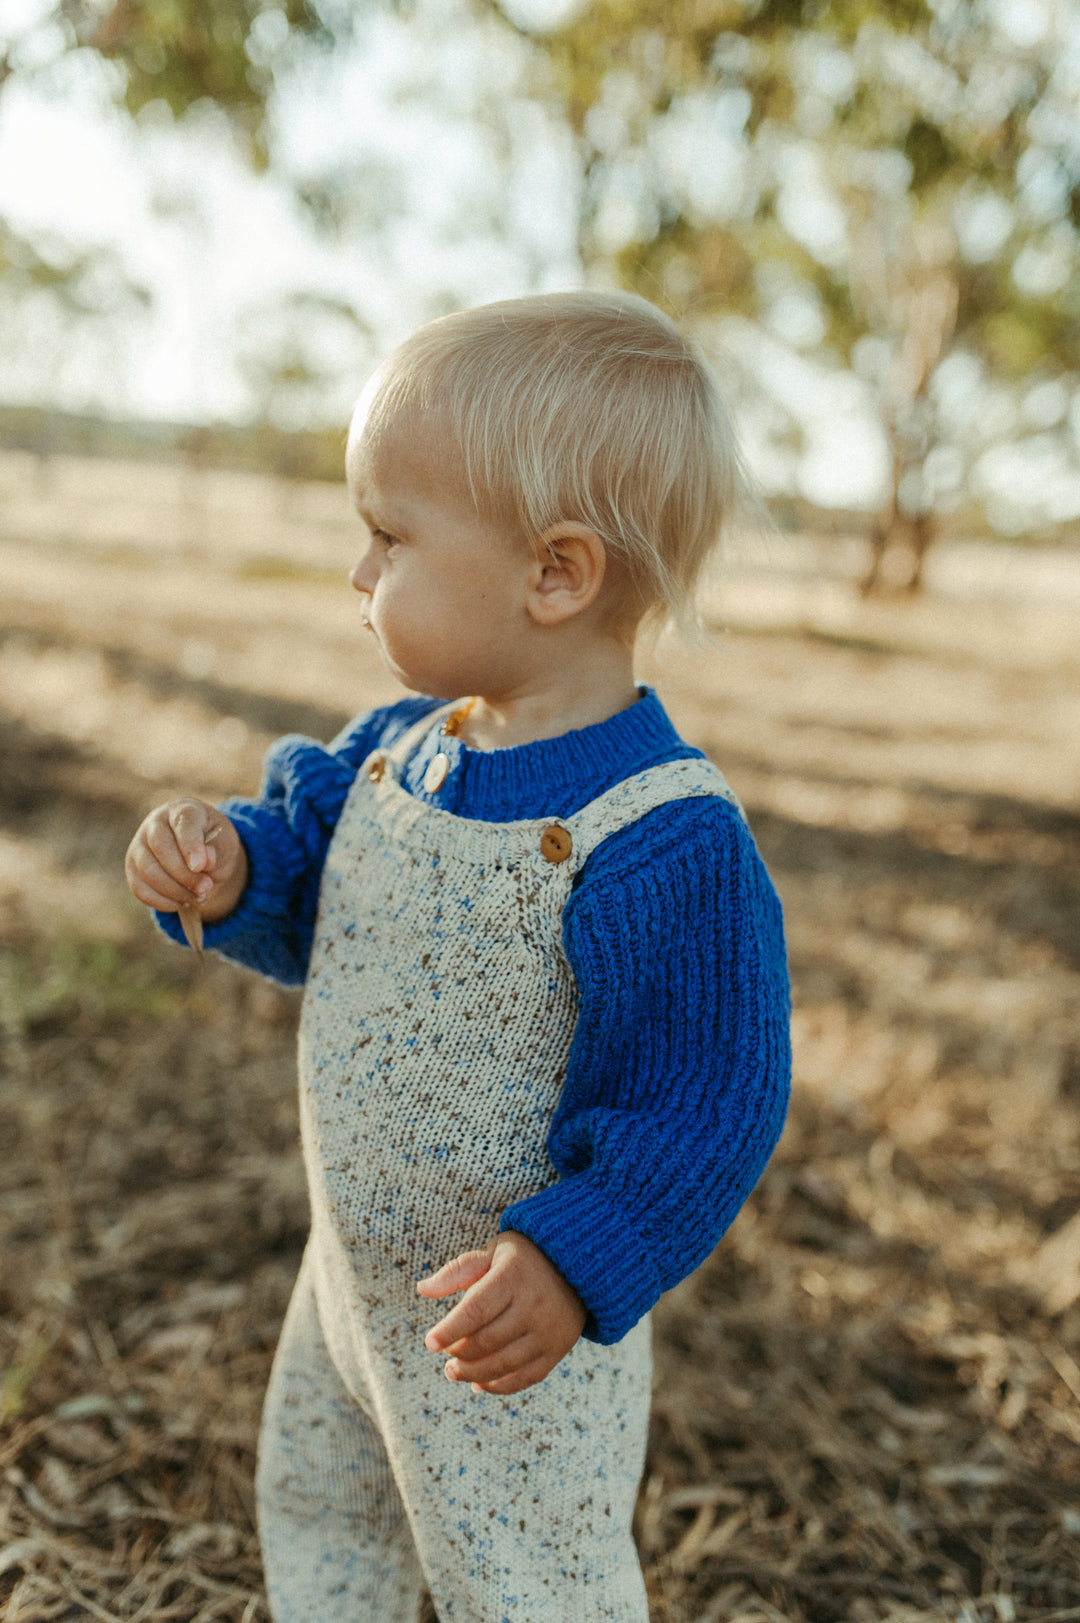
[158,688,791,1343]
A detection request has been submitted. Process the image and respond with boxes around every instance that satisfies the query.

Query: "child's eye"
[372,528,400,550]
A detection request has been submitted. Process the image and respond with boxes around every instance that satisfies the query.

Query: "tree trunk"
[862,503,936,596]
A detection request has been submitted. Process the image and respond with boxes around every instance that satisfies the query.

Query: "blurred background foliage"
[527,0,1080,585]
[1,0,1078,588]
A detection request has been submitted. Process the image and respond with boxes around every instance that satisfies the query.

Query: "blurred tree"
[502,0,1080,587]
[0,0,335,435]
[235,290,372,433]
[235,289,372,507]
[3,0,1078,567]
[0,0,546,434]
[59,0,330,164]
[0,218,150,479]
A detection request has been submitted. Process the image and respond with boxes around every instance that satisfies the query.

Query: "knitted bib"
[297,704,739,1354]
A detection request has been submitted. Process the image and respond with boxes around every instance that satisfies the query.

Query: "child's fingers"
[416,1244,494,1301]
[467,1358,553,1397]
[126,845,209,910]
[168,800,220,873]
[142,830,213,897]
[126,803,243,923]
[443,1333,535,1385]
[438,1303,519,1360]
[141,817,202,890]
[424,1273,511,1353]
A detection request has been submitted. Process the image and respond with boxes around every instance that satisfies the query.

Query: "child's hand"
[125,799,247,924]
[417,1231,586,1396]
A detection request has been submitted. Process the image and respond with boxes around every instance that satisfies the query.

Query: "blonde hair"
[354,290,747,630]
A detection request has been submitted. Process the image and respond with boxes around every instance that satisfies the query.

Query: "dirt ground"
[1,451,1080,1622]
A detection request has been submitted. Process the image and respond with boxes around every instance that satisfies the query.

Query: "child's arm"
[125,798,248,922]
[419,800,791,1394]
[494,799,791,1352]
[126,697,442,986]
[421,796,789,1396]
[417,1232,586,1395]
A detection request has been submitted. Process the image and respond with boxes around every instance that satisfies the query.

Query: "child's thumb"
[416,1243,495,1299]
[169,799,218,872]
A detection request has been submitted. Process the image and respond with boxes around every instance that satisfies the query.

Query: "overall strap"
[382,702,458,767]
[560,758,743,874]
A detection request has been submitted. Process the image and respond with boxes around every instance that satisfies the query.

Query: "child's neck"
[458,643,640,752]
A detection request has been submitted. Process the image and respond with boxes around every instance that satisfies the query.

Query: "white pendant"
[423,752,450,793]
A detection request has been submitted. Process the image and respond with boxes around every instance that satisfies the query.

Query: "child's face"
[346,410,533,699]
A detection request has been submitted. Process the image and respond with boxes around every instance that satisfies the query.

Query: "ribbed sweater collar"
[401,686,700,820]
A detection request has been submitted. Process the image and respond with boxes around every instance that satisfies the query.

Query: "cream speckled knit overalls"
[255,707,739,1623]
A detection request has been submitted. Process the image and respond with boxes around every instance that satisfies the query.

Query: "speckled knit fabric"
[256,707,742,1623]
[157,688,791,1342]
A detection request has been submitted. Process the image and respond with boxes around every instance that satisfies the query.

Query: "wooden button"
[423,752,450,793]
[540,824,572,864]
[367,754,385,782]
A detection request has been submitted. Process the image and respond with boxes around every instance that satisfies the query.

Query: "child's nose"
[350,555,377,595]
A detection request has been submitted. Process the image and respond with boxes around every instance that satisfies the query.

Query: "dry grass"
[1,460,1079,1621]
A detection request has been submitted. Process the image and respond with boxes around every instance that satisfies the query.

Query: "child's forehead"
[346,407,497,535]
[346,406,461,492]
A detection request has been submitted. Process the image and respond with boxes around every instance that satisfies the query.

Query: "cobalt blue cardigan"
[158,688,791,1343]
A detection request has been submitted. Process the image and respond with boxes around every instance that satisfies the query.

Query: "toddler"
[125,290,791,1623]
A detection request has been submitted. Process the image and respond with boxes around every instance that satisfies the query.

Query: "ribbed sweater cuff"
[500,1181,661,1346]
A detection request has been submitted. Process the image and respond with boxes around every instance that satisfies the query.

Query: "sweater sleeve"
[155,696,440,985]
[499,798,791,1345]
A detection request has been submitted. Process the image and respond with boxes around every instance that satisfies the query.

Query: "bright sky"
[0,2,580,423]
[0,0,1077,524]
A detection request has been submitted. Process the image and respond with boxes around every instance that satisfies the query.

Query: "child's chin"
[391,665,459,700]
[393,670,444,699]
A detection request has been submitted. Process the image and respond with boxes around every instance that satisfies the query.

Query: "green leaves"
[62,0,330,160]
[903,117,954,195]
[1,0,1074,554]
[526,0,1079,557]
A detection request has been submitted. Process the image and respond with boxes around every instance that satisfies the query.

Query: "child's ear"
[525,523,607,627]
